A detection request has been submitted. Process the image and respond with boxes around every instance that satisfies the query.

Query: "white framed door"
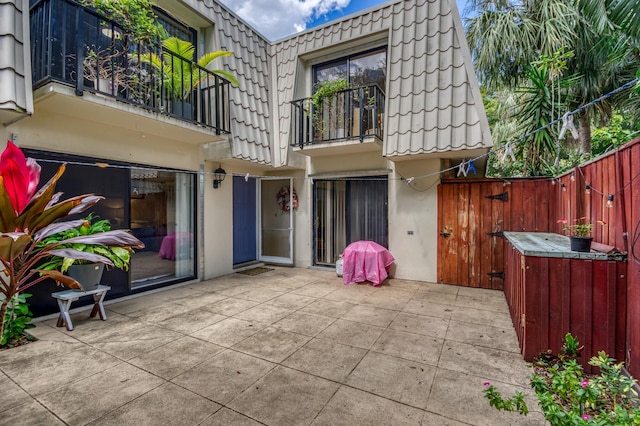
[259,178,294,264]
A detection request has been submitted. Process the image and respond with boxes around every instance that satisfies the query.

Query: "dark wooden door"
[437,180,507,289]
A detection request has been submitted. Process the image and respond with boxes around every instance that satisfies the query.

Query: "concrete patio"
[0,267,545,425]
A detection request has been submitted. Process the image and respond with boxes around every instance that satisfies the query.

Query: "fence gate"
[437,179,508,290]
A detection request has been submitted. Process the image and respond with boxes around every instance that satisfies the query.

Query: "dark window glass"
[313,47,387,91]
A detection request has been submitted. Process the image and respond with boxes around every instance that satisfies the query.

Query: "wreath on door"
[276,186,298,212]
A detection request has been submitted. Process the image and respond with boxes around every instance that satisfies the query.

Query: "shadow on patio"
[0,267,546,425]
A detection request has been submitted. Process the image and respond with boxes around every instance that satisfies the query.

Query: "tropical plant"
[81,0,166,43]
[308,78,350,138]
[137,37,239,102]
[0,141,143,343]
[1,293,34,346]
[38,214,133,272]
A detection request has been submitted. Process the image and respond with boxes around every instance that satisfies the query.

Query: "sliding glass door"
[259,178,294,264]
[314,177,388,266]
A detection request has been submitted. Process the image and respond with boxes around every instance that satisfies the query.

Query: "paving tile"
[449,305,514,330]
[301,299,356,317]
[172,349,275,404]
[191,318,264,347]
[0,371,32,412]
[346,351,436,408]
[234,288,285,303]
[89,324,183,361]
[266,293,317,310]
[231,326,310,363]
[312,385,424,425]
[0,338,83,369]
[360,293,410,311]
[371,329,443,365]
[324,288,372,303]
[105,293,170,315]
[438,340,533,387]
[129,336,224,379]
[341,305,398,327]
[426,368,544,426]
[412,290,458,306]
[414,282,459,295]
[201,297,259,316]
[200,407,263,426]
[0,399,65,425]
[282,338,367,382]
[228,366,339,425]
[90,382,220,426]
[402,300,455,319]
[2,345,121,396]
[454,293,510,314]
[316,319,385,349]
[38,363,164,425]
[384,278,424,291]
[291,282,336,298]
[156,309,227,334]
[272,311,336,336]
[233,304,294,325]
[389,312,450,339]
[125,301,193,323]
[446,320,521,353]
[421,411,468,425]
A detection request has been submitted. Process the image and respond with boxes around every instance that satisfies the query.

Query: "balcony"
[291,85,385,156]
[29,0,231,135]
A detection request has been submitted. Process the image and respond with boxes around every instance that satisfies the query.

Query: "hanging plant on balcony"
[276,186,298,213]
[309,78,349,139]
[81,0,166,43]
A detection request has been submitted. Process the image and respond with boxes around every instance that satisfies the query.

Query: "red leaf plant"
[0,141,144,341]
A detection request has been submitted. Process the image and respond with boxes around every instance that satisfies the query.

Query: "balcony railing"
[30,0,231,134]
[291,84,385,148]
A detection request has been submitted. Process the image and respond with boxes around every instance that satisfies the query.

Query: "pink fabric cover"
[342,241,395,286]
[158,232,193,260]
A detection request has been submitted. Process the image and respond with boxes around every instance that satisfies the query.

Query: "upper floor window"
[313,47,387,92]
[154,8,197,45]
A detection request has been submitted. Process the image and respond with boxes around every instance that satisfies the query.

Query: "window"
[313,48,387,91]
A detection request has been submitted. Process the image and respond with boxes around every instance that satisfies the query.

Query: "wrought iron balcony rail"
[291,84,385,148]
[30,0,231,134]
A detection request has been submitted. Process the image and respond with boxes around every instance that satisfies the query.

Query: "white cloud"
[218,0,350,40]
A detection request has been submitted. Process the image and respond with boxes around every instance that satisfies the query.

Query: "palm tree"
[465,0,639,155]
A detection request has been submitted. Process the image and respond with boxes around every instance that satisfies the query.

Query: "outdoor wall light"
[213,166,226,189]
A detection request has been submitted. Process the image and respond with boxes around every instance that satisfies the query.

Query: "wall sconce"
[213,166,226,189]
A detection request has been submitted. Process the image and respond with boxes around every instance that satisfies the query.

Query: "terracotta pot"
[569,236,593,253]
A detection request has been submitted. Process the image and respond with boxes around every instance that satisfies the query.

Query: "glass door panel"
[260,178,294,264]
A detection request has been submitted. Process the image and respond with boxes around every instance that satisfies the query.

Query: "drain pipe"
[199,164,205,281]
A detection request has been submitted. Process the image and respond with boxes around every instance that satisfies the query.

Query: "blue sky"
[219,0,470,41]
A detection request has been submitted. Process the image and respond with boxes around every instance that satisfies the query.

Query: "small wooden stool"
[51,285,111,331]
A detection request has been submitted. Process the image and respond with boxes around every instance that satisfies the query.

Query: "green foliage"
[308,79,350,138]
[1,293,34,346]
[482,383,529,415]
[591,113,640,156]
[484,333,640,424]
[82,0,166,43]
[310,79,350,111]
[38,214,133,272]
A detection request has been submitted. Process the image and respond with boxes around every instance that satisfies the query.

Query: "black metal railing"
[291,84,385,148]
[29,0,231,134]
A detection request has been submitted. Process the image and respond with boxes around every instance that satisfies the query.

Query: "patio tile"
[2,345,121,396]
[384,278,424,291]
[414,281,460,295]
[125,301,193,323]
[228,366,339,425]
[90,382,220,426]
[371,329,444,365]
[266,293,317,310]
[155,309,227,334]
[0,338,83,369]
[89,324,183,361]
[454,293,510,314]
[191,318,264,347]
[0,399,65,425]
[341,304,398,327]
[324,287,371,303]
[129,336,224,379]
[172,349,275,404]
[231,326,310,363]
[421,411,468,425]
[438,340,533,386]
[445,320,521,353]
[282,338,367,382]
[272,311,336,336]
[360,293,410,311]
[311,385,424,425]
[201,297,259,316]
[389,312,450,339]
[315,319,385,349]
[27,322,82,343]
[172,291,229,309]
[449,305,514,330]
[412,290,457,306]
[301,298,356,317]
[0,371,32,412]
[234,288,285,303]
[105,293,170,315]
[233,304,294,325]
[345,351,436,409]
[291,282,336,298]
[426,368,544,426]
[37,363,164,425]
[200,407,263,426]
[402,300,455,319]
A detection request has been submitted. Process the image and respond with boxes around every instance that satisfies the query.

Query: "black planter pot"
[569,236,593,253]
[67,263,105,290]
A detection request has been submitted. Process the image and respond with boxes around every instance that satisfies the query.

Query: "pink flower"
[483,382,490,386]
[582,380,589,388]
[583,414,590,420]
[0,141,41,215]
[557,218,568,224]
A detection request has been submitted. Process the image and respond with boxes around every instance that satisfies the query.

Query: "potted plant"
[38,214,134,289]
[308,78,349,140]
[83,48,128,95]
[136,37,239,119]
[557,216,606,252]
[0,141,144,345]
